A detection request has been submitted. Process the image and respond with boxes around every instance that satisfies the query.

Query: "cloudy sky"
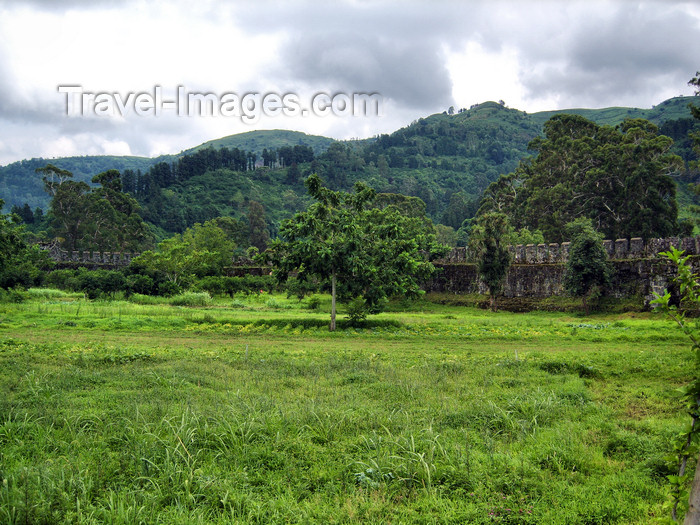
[0,0,698,166]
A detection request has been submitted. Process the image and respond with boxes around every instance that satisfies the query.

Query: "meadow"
[0,290,694,523]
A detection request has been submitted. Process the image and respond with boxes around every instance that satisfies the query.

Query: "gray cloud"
[1,0,699,166]
[230,1,482,112]
[278,33,453,110]
[512,3,699,106]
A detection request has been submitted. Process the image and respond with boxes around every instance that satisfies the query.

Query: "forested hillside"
[2,96,699,240]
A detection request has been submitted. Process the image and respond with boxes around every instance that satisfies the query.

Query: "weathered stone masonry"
[45,246,140,270]
[43,236,700,305]
[430,236,700,306]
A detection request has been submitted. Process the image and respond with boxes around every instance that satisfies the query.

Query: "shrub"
[26,288,68,300]
[157,281,181,297]
[0,288,27,303]
[126,274,155,296]
[307,295,322,310]
[76,269,126,299]
[45,269,80,291]
[197,276,226,297]
[345,297,370,325]
[169,292,212,307]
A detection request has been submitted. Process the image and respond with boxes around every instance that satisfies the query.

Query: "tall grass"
[0,293,691,522]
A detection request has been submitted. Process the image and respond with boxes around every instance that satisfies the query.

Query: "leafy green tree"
[469,212,512,311]
[0,199,49,289]
[133,220,235,289]
[38,165,153,252]
[651,247,700,522]
[510,227,545,246]
[441,191,477,230]
[434,224,457,247]
[247,201,270,252]
[480,115,683,241]
[263,174,445,330]
[86,170,153,251]
[563,218,611,315]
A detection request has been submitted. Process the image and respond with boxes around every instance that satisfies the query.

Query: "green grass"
[0,292,693,523]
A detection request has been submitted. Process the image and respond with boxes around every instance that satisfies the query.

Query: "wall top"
[437,236,700,265]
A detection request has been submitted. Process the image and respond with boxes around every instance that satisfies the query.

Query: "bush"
[345,297,370,325]
[76,269,126,299]
[169,292,212,307]
[0,288,28,303]
[26,288,67,300]
[126,274,156,296]
[157,281,181,297]
[197,276,226,297]
[307,295,322,310]
[45,269,81,291]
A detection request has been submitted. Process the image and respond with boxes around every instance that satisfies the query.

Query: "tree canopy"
[469,212,512,311]
[38,165,153,252]
[0,199,49,289]
[133,219,237,289]
[479,115,683,242]
[263,174,446,330]
[563,218,611,314]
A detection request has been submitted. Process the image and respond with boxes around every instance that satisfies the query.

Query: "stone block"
[515,244,525,263]
[602,240,614,258]
[525,244,536,264]
[559,242,570,262]
[681,237,696,255]
[548,243,559,263]
[629,238,644,258]
[537,244,548,263]
[614,239,628,260]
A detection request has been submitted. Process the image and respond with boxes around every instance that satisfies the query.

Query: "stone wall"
[438,236,700,264]
[45,246,140,269]
[430,235,700,306]
[41,235,699,306]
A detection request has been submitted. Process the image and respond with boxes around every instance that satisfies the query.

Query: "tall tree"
[133,219,235,288]
[479,115,683,241]
[563,218,611,315]
[38,165,153,252]
[0,199,49,289]
[247,201,270,252]
[469,212,512,311]
[263,174,446,330]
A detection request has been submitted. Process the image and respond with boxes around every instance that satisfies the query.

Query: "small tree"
[563,218,611,315]
[470,212,512,311]
[263,174,445,330]
[133,220,235,289]
[652,247,700,522]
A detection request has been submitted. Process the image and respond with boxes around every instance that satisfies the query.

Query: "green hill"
[185,129,335,157]
[529,96,696,127]
[1,97,698,235]
[0,155,168,211]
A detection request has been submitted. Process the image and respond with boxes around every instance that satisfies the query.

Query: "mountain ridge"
[1,96,697,220]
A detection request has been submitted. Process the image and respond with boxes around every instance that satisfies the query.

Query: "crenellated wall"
[438,236,700,264]
[40,235,700,307]
[44,246,140,269]
[430,235,700,307]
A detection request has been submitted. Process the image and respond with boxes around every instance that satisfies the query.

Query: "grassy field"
[0,290,694,523]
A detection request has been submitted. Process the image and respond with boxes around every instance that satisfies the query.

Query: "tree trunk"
[685,458,700,524]
[490,294,497,312]
[330,272,337,331]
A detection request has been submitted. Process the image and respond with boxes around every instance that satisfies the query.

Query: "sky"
[0,0,698,166]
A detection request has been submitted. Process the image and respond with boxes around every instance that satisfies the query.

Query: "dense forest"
[2,95,700,266]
